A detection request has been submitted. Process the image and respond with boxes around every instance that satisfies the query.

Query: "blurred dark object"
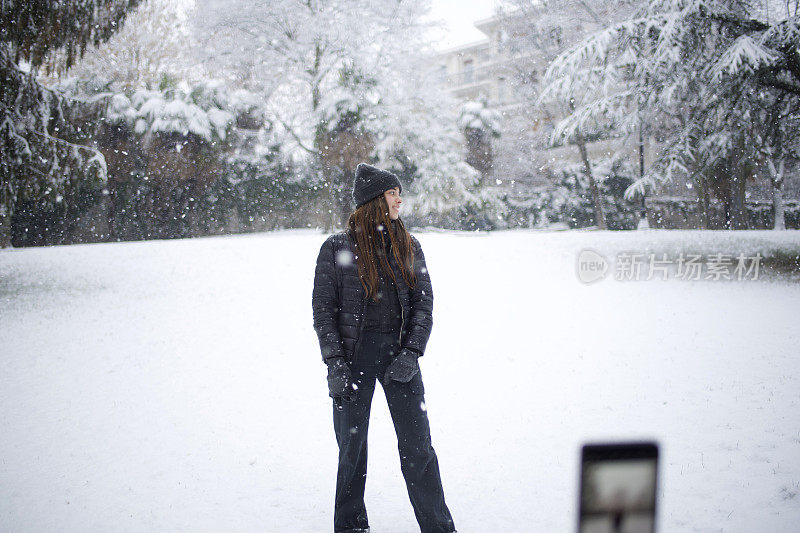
[578,442,659,533]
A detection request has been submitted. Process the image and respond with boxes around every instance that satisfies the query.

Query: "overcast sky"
[425,0,505,51]
[192,0,505,54]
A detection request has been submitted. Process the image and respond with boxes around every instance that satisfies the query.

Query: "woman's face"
[383,187,402,220]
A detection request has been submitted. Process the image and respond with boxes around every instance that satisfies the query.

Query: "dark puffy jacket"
[312,230,433,363]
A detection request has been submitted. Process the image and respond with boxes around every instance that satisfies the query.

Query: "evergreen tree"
[541,0,800,229]
[459,96,501,184]
[0,0,142,247]
[500,0,638,230]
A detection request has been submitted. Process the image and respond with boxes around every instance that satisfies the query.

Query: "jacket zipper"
[395,283,404,345]
[347,233,367,366]
[354,278,402,360]
[351,280,367,365]
[389,254,405,345]
[352,245,405,361]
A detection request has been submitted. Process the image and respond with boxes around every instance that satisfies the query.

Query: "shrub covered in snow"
[505,155,640,230]
[107,81,234,144]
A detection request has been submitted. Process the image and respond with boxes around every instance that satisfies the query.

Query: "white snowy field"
[1,229,799,533]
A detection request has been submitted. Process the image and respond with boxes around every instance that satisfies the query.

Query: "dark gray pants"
[333,330,455,533]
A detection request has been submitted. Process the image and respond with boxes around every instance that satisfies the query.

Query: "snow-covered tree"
[45,0,198,92]
[459,96,501,183]
[195,0,481,230]
[757,94,799,230]
[0,0,142,247]
[542,0,800,229]
[1,0,143,71]
[499,1,640,230]
[29,77,230,241]
[111,81,234,144]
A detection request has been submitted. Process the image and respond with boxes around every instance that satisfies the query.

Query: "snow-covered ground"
[1,229,799,532]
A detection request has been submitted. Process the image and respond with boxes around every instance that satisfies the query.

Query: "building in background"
[432,11,624,191]
[434,13,525,114]
[431,10,798,230]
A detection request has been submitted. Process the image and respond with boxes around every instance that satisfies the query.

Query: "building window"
[463,59,474,84]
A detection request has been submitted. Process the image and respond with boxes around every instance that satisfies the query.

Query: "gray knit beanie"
[352,163,402,208]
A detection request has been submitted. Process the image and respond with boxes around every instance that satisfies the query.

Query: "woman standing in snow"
[312,163,456,533]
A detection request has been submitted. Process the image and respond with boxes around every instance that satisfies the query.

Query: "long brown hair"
[347,194,416,301]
